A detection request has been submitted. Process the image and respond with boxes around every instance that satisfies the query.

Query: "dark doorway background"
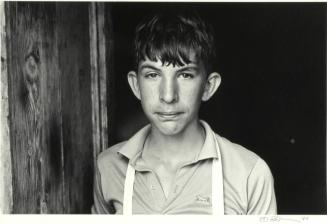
[108,3,326,214]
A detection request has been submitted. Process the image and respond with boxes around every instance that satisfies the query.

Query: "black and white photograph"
[0,0,326,219]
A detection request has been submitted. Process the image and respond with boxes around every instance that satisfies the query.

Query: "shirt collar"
[117,124,151,167]
[197,120,219,161]
[117,120,219,170]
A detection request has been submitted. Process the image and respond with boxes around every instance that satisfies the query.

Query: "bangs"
[140,39,200,67]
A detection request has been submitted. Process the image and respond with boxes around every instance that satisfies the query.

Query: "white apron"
[123,130,225,215]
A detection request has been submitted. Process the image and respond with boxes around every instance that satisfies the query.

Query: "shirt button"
[150,185,156,190]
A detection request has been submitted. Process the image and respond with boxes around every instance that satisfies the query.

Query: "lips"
[156,111,183,120]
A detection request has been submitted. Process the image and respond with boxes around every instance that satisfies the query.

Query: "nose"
[159,77,178,104]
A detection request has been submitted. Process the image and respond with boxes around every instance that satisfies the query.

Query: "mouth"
[155,112,183,120]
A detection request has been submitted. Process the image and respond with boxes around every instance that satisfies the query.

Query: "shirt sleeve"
[91,160,115,214]
[246,157,277,215]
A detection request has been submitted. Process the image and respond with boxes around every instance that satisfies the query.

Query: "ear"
[127,71,141,100]
[202,72,221,101]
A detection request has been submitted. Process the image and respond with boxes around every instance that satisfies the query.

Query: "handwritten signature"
[259,216,309,223]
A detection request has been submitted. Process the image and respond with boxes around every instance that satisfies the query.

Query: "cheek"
[139,81,150,97]
[182,84,205,105]
[139,83,158,107]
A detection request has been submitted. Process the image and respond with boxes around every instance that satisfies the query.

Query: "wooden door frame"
[89,2,109,164]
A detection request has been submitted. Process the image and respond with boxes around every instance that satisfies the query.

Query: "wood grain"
[56,2,93,213]
[97,2,109,152]
[5,2,66,213]
[89,2,101,165]
[0,1,13,214]
[5,2,95,213]
[89,2,110,157]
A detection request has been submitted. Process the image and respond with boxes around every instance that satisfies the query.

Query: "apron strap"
[123,163,135,215]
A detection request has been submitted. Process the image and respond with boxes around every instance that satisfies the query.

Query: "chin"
[153,121,185,136]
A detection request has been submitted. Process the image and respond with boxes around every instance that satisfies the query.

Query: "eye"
[179,73,194,79]
[145,72,159,79]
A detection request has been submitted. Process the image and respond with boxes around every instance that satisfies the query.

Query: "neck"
[143,120,205,165]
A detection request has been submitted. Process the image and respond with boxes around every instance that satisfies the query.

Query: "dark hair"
[134,10,216,73]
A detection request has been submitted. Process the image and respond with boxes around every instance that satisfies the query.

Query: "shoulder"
[217,134,260,171]
[96,141,128,174]
[214,133,276,214]
[95,141,129,206]
[216,134,273,183]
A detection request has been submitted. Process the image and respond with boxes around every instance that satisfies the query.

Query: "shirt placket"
[147,171,167,212]
[162,161,206,213]
[160,166,191,213]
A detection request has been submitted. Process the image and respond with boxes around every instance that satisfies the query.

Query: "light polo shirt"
[92,120,277,214]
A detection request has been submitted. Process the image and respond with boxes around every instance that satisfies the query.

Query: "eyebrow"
[139,64,161,71]
[139,64,199,72]
[176,66,199,72]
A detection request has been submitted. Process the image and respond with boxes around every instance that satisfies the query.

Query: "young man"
[92,11,277,215]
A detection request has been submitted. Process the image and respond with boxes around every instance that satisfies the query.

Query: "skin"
[127,54,221,198]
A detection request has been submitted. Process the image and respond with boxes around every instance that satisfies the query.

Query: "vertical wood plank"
[6,2,44,213]
[97,2,109,152]
[89,2,101,164]
[57,2,94,213]
[6,1,96,213]
[38,3,65,213]
[5,2,65,213]
[0,1,13,214]
[89,2,110,162]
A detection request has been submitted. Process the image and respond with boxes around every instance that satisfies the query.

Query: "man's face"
[129,54,214,136]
